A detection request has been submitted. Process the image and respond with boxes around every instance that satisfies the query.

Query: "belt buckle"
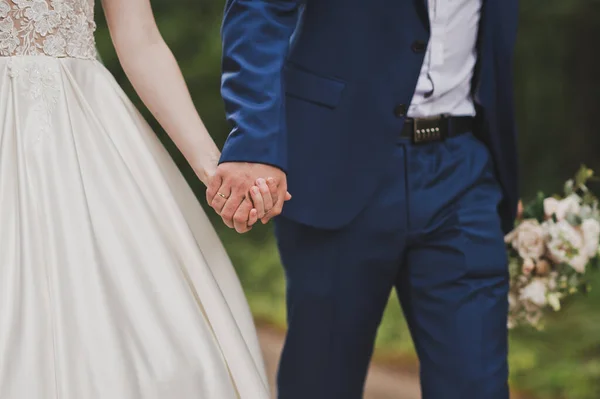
[412,116,444,144]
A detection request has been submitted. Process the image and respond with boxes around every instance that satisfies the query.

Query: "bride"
[0,0,285,398]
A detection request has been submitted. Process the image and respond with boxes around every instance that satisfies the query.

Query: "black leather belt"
[401,115,473,144]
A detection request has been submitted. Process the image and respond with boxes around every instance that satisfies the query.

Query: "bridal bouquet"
[506,166,600,329]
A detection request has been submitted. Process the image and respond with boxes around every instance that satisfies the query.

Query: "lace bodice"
[0,0,97,60]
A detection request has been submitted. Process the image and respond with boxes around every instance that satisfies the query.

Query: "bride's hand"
[197,159,219,188]
[229,197,259,234]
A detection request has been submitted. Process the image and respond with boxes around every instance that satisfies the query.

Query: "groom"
[211,0,519,398]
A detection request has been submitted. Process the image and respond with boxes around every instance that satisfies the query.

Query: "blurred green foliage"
[95,0,600,397]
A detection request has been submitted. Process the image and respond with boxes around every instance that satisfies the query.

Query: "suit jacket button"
[394,104,407,117]
[411,40,427,53]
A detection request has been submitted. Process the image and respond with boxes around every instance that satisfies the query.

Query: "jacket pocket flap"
[284,65,345,109]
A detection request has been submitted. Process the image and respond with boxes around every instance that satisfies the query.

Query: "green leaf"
[523,191,547,221]
[575,165,594,189]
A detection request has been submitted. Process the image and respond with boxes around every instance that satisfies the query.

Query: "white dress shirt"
[408,0,483,118]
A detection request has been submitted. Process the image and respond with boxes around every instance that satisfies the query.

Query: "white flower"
[570,253,588,273]
[581,218,600,258]
[0,1,10,19]
[23,0,61,37]
[555,195,582,221]
[544,197,560,219]
[505,219,547,261]
[546,220,584,264]
[545,195,582,221]
[580,205,595,219]
[24,0,50,21]
[546,220,589,273]
[0,17,13,33]
[50,0,73,16]
[65,13,94,58]
[11,0,30,9]
[520,278,548,307]
[0,0,97,59]
[42,34,66,57]
[0,17,19,55]
[547,292,562,311]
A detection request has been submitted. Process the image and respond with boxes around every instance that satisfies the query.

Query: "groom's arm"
[219,0,304,171]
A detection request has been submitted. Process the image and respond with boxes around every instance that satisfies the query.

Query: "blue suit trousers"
[275,133,509,399]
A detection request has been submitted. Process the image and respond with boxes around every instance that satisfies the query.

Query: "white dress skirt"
[0,55,270,399]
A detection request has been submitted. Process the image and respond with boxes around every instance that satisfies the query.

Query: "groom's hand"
[207,162,288,229]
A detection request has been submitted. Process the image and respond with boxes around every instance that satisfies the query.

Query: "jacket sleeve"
[219,0,304,171]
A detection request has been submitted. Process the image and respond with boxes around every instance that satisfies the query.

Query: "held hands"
[206,162,291,233]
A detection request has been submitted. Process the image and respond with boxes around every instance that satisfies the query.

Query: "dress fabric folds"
[0,55,270,399]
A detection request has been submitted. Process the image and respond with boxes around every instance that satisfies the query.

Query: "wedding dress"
[0,1,270,398]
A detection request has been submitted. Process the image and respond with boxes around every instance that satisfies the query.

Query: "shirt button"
[394,104,407,117]
[411,40,427,53]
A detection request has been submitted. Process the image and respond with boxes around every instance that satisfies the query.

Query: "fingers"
[220,191,245,229]
[262,177,287,224]
[213,178,244,228]
[285,191,292,201]
[210,169,290,227]
[210,185,231,218]
[233,197,254,233]
[248,208,258,227]
[249,186,265,219]
[256,178,274,214]
[206,173,223,206]
[265,177,279,206]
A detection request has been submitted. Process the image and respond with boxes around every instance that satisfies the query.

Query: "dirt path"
[258,328,422,399]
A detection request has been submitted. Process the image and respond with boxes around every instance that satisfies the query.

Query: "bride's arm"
[100,0,219,186]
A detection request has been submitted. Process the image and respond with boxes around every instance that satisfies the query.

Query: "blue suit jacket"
[220,0,519,233]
